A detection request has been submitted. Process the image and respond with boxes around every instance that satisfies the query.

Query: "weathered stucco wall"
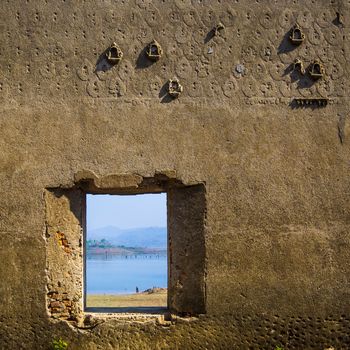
[1,0,350,348]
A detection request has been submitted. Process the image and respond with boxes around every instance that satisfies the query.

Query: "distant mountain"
[87,226,167,248]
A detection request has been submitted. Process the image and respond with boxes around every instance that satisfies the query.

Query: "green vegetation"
[89,226,167,249]
[52,338,68,350]
[86,238,113,249]
[86,239,151,251]
[275,346,284,350]
[86,239,166,256]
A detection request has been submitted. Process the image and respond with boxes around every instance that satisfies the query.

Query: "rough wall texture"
[1,0,350,349]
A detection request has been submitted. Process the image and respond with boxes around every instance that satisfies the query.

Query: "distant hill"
[87,226,167,248]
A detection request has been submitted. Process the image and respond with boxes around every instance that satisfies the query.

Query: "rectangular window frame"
[45,174,206,325]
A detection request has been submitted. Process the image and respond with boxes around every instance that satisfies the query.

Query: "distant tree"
[86,239,114,249]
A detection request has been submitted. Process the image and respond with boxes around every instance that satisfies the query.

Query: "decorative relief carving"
[158,61,174,80]
[293,98,328,107]
[329,61,343,80]
[249,60,266,80]
[56,61,73,81]
[187,80,203,98]
[260,78,277,98]
[315,9,333,28]
[144,4,161,27]
[218,7,237,27]
[167,8,182,24]
[279,9,295,29]
[206,80,223,98]
[166,42,182,59]
[267,27,284,45]
[108,76,126,97]
[242,77,258,98]
[324,27,342,46]
[127,9,143,27]
[183,42,202,61]
[241,44,258,63]
[333,78,349,97]
[135,0,152,10]
[334,47,347,65]
[241,9,257,28]
[296,10,313,29]
[148,76,162,98]
[298,83,316,98]
[192,27,207,45]
[175,25,191,44]
[259,8,275,29]
[260,42,276,62]
[298,44,316,61]
[222,78,238,98]
[86,76,104,98]
[196,61,211,79]
[37,65,55,84]
[174,0,192,10]
[183,9,200,27]
[201,7,218,27]
[278,49,298,64]
[317,46,334,63]
[76,60,93,81]
[2,4,348,104]
[279,80,294,97]
[317,78,334,97]
[95,67,110,82]
[269,61,287,81]
[176,58,193,79]
[117,59,134,81]
[307,25,323,46]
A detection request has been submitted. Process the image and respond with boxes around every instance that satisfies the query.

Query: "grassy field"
[86,290,167,308]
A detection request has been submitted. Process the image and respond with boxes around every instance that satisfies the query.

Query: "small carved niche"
[293,58,305,75]
[309,60,324,80]
[168,78,183,98]
[106,43,123,64]
[214,22,225,36]
[289,24,305,45]
[146,40,163,61]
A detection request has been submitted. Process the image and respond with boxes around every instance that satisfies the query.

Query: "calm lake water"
[86,255,167,294]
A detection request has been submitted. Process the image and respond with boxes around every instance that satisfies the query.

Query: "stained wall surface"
[1,0,350,349]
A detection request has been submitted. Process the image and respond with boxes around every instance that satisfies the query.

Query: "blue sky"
[87,193,167,230]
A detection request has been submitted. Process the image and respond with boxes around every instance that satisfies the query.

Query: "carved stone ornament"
[106,43,123,64]
[293,58,305,75]
[168,77,183,97]
[146,40,163,61]
[294,98,328,107]
[309,60,325,79]
[289,24,305,45]
[214,22,225,36]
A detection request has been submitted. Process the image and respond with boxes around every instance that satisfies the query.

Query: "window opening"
[85,193,167,313]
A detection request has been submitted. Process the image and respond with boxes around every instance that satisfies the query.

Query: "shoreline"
[86,289,167,307]
[87,247,167,256]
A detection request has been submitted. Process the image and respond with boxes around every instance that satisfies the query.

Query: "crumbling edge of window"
[44,170,208,329]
